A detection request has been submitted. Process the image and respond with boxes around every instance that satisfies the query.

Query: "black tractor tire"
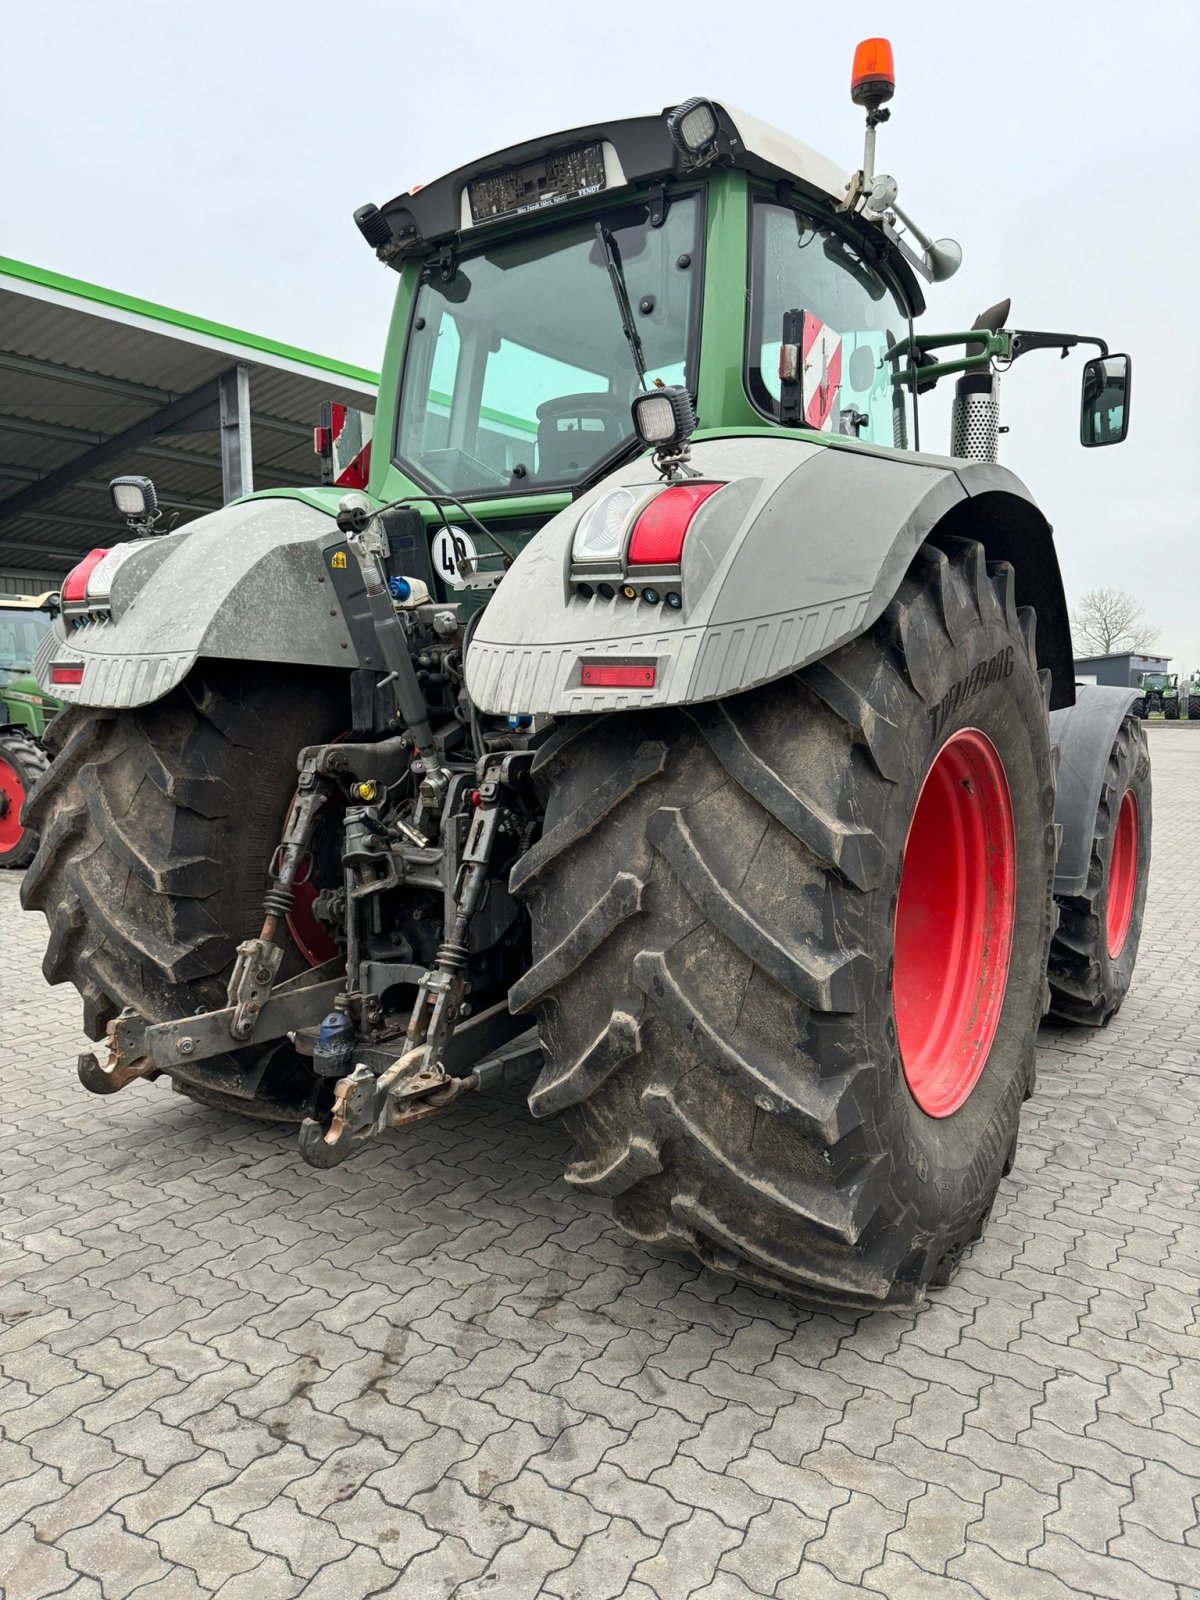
[0,730,51,869]
[1164,698,1180,721]
[1189,694,1200,720]
[1047,714,1151,1026]
[512,539,1057,1306]
[20,665,346,1117]
[1130,697,1145,720]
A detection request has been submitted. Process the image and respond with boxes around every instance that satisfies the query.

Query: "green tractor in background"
[1137,670,1180,720]
[1186,673,1200,720]
[0,593,60,868]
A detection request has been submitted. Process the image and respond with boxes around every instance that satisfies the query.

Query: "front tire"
[514,539,1057,1305]
[1047,714,1151,1025]
[20,665,345,1116]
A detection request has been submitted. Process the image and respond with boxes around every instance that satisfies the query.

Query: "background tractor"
[0,591,59,867]
[1138,670,1180,719]
[21,43,1152,1307]
[1185,673,1200,720]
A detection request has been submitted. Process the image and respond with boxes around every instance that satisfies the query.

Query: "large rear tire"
[1047,714,1151,1025]
[1188,694,1200,720]
[0,731,50,869]
[513,540,1057,1306]
[20,665,346,1117]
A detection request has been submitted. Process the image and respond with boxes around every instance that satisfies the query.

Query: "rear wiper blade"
[594,222,647,390]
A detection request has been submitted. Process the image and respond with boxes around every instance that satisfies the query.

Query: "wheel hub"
[893,728,1016,1118]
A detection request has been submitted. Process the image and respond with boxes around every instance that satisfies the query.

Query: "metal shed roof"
[0,257,378,577]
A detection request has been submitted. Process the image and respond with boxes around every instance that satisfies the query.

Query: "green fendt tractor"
[22,42,1153,1306]
[1187,673,1200,720]
[0,592,59,868]
[1138,671,1179,719]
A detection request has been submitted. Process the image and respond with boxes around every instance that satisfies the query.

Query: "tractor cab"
[349,62,1129,588]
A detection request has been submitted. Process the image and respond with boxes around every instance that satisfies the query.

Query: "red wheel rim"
[0,758,26,854]
[894,729,1017,1118]
[1106,790,1138,959]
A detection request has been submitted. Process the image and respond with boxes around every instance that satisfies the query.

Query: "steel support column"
[218,364,254,503]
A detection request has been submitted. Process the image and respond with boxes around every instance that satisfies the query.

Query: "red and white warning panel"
[314,401,373,489]
[801,312,842,431]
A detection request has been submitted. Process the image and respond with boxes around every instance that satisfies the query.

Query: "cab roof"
[374,102,853,260]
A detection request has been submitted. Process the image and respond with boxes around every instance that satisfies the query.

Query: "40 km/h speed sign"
[430,526,478,589]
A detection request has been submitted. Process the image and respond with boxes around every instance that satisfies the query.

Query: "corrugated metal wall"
[0,568,64,596]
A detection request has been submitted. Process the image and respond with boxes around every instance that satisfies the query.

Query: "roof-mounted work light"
[353,202,393,251]
[666,97,720,166]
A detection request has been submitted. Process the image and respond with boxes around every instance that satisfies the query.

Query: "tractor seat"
[535,393,628,480]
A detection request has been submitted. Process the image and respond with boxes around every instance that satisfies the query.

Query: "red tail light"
[62,548,110,603]
[51,666,85,685]
[626,483,723,567]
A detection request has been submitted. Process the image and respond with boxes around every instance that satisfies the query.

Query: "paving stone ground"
[1,725,1197,1600]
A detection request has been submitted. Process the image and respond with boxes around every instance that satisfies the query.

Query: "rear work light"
[580,663,657,689]
[626,482,723,567]
[62,549,111,603]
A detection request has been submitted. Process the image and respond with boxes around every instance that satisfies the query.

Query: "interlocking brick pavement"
[1,725,1197,1600]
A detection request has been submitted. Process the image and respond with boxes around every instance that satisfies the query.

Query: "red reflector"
[580,664,657,689]
[627,482,722,566]
[51,666,85,685]
[314,426,332,456]
[62,548,110,602]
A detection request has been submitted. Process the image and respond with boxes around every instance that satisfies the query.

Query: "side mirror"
[1080,353,1131,447]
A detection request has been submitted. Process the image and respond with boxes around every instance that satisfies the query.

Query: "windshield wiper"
[594,222,648,390]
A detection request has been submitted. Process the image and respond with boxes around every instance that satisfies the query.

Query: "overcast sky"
[3,0,1197,669]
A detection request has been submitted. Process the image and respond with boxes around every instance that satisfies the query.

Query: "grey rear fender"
[35,496,370,709]
[466,435,1074,716]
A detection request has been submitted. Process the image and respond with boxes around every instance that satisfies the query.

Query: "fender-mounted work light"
[666,97,720,164]
[632,385,696,450]
[109,475,157,521]
[851,38,895,111]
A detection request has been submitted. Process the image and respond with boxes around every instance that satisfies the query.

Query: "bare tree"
[1070,588,1161,655]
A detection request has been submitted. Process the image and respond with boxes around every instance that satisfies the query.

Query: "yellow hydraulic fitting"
[352,780,379,802]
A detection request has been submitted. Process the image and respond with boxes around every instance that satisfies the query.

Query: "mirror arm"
[883,329,1011,393]
[1009,330,1109,361]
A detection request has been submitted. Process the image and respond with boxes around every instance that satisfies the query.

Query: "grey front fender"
[1049,686,1141,896]
[466,435,1072,716]
[35,497,368,709]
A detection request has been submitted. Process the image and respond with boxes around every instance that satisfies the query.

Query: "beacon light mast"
[840,37,963,284]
